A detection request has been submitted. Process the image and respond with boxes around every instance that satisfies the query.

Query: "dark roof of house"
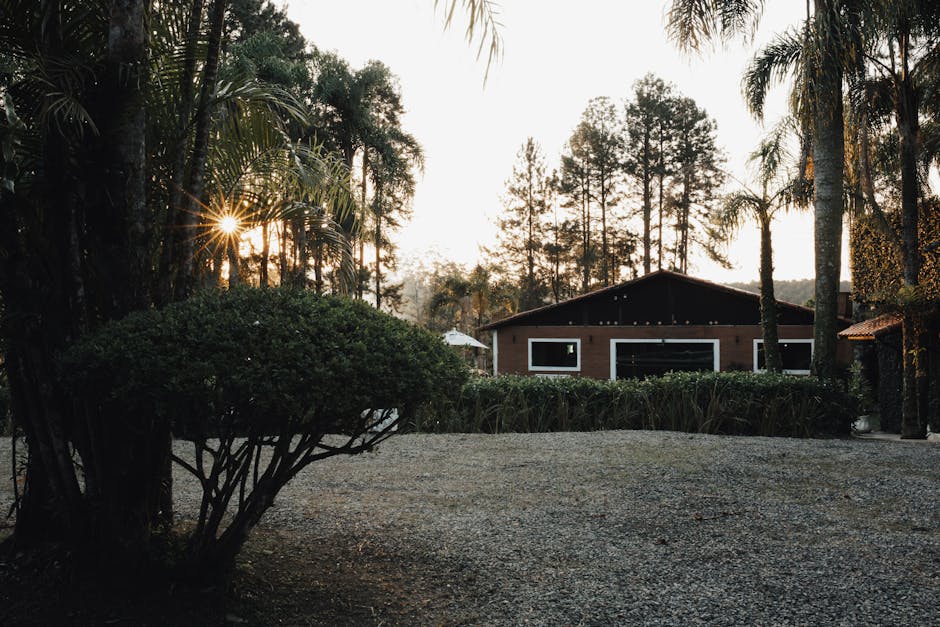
[838,313,902,340]
[480,270,847,330]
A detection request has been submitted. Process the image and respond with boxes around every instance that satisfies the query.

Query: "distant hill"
[727,279,852,307]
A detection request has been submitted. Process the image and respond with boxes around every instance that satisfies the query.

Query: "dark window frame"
[609,339,720,380]
[528,338,581,372]
[753,339,813,375]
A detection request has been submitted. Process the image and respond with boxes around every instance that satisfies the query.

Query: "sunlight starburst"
[218,214,239,235]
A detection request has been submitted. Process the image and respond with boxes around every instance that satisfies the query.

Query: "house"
[480,270,852,380]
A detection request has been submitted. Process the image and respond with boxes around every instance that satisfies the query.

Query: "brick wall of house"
[490,324,850,379]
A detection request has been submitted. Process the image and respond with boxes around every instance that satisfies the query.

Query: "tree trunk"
[294,211,307,288]
[177,0,227,299]
[657,122,665,271]
[158,0,205,304]
[278,220,288,284]
[896,30,927,439]
[106,0,173,527]
[642,131,652,274]
[314,240,323,294]
[758,217,782,372]
[260,221,269,287]
[810,0,845,381]
[581,171,591,291]
[6,0,165,557]
[526,177,535,298]
[375,212,382,310]
[227,243,240,287]
[600,181,608,286]
[679,170,691,274]
[104,0,149,313]
[357,151,368,299]
[212,245,224,286]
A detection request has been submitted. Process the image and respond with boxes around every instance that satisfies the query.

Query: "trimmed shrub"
[64,287,467,572]
[412,371,856,437]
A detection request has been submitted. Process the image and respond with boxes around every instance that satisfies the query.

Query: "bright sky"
[284,0,850,284]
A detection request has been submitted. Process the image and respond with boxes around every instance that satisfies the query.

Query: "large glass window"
[612,340,718,379]
[528,338,580,371]
[753,339,813,375]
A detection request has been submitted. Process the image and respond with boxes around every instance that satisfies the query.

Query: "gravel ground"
[2,431,939,625]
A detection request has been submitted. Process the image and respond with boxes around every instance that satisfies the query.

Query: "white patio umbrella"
[442,328,489,350]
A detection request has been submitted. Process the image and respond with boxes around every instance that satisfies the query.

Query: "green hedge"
[411,371,856,437]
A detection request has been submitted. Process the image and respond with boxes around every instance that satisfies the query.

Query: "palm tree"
[0,0,158,546]
[204,113,355,291]
[717,122,807,373]
[0,0,353,554]
[429,264,515,333]
[0,0,504,568]
[850,1,940,438]
[311,55,416,299]
[668,0,852,380]
[366,125,423,310]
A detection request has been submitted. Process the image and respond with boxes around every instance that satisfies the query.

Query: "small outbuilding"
[839,313,904,432]
[480,270,852,380]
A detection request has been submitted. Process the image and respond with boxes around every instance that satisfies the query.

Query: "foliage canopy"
[63,287,468,571]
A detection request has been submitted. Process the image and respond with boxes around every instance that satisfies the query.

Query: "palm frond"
[281,202,356,293]
[667,0,764,53]
[743,27,804,119]
[435,0,504,81]
[717,191,764,234]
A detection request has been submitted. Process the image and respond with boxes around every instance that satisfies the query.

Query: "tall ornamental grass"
[412,371,856,437]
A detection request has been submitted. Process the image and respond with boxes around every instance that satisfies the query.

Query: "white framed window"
[609,339,720,380]
[753,339,813,375]
[528,338,581,372]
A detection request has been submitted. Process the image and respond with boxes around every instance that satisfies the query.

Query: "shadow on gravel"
[0,528,472,626]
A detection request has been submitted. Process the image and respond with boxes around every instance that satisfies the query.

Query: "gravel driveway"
[3,431,939,625]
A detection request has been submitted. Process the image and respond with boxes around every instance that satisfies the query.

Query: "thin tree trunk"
[375,213,382,310]
[227,243,240,287]
[314,241,323,294]
[278,219,288,285]
[358,151,368,299]
[177,0,227,299]
[585,174,591,290]
[679,170,691,274]
[642,131,652,274]
[600,180,608,286]
[212,245,224,286]
[758,217,782,372]
[527,176,535,298]
[581,171,591,291]
[260,221,269,287]
[657,122,665,271]
[158,0,205,304]
[295,211,307,288]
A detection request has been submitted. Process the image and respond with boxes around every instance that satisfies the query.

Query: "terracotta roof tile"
[838,313,902,339]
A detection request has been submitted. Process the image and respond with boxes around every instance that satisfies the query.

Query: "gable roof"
[481,270,844,330]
